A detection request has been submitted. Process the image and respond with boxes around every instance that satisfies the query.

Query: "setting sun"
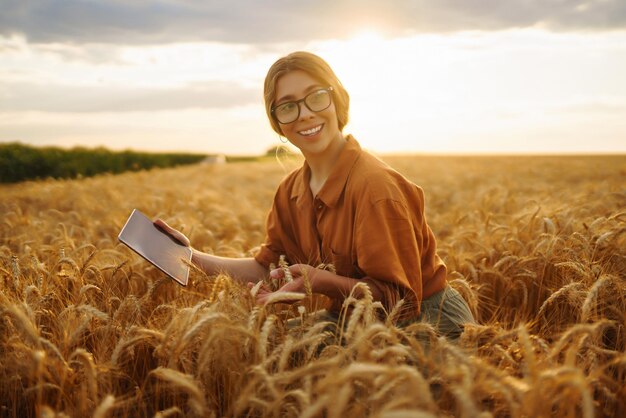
[308,29,626,154]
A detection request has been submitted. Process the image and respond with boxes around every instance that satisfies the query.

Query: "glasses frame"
[271,86,334,124]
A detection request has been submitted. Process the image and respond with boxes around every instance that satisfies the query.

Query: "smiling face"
[273,70,344,158]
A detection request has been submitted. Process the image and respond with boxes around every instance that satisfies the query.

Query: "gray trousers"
[401,285,476,341]
[288,285,475,342]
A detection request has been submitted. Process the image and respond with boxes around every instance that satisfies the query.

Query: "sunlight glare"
[307,29,626,154]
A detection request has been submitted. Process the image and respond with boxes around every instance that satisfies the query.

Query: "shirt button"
[317,204,323,210]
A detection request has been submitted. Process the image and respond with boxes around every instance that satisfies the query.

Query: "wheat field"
[1,154,625,418]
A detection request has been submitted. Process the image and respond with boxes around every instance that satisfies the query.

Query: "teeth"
[299,124,322,136]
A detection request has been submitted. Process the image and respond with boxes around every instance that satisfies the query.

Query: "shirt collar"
[290,134,362,208]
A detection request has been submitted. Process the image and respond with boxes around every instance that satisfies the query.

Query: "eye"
[277,102,296,114]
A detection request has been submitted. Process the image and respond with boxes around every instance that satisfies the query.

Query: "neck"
[305,133,347,195]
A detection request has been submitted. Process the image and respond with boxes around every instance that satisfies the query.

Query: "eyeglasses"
[271,87,334,124]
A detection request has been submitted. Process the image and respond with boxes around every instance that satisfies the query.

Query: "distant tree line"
[0,142,207,183]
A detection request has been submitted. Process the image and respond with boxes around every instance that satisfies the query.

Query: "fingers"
[154,218,173,233]
[250,277,306,305]
[153,218,190,247]
[269,268,285,279]
[270,263,306,278]
[249,280,271,296]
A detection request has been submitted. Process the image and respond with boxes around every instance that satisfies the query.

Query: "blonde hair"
[264,51,350,135]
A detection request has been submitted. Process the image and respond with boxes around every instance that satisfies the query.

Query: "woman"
[156,51,475,339]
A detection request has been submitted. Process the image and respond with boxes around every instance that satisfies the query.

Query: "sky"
[1,0,625,155]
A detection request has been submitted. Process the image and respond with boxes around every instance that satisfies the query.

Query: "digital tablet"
[118,209,192,286]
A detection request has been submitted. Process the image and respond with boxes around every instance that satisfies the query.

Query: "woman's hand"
[249,264,314,305]
[153,218,191,247]
[153,219,270,284]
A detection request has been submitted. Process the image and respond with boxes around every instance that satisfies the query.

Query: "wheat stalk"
[581,274,613,321]
[263,292,305,305]
[149,367,207,416]
[537,281,585,319]
[278,254,293,283]
[258,314,277,360]
[154,407,184,418]
[69,348,99,403]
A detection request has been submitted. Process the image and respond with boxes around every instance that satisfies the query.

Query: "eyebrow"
[275,84,323,105]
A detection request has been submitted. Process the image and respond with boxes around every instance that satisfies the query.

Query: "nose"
[298,101,315,120]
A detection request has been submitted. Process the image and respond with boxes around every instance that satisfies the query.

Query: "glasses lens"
[306,89,331,111]
[274,89,332,124]
[275,102,298,124]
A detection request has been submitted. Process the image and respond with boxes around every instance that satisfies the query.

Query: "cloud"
[0,80,259,112]
[1,0,625,45]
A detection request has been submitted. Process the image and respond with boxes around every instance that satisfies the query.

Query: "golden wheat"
[1,155,624,417]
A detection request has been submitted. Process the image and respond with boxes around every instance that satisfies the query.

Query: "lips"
[298,123,323,136]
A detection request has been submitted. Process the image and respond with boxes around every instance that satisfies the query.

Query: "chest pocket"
[329,249,357,278]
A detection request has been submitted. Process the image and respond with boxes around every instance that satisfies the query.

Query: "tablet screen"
[118,209,192,286]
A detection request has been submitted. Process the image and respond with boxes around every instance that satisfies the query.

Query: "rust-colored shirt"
[254,135,447,316]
